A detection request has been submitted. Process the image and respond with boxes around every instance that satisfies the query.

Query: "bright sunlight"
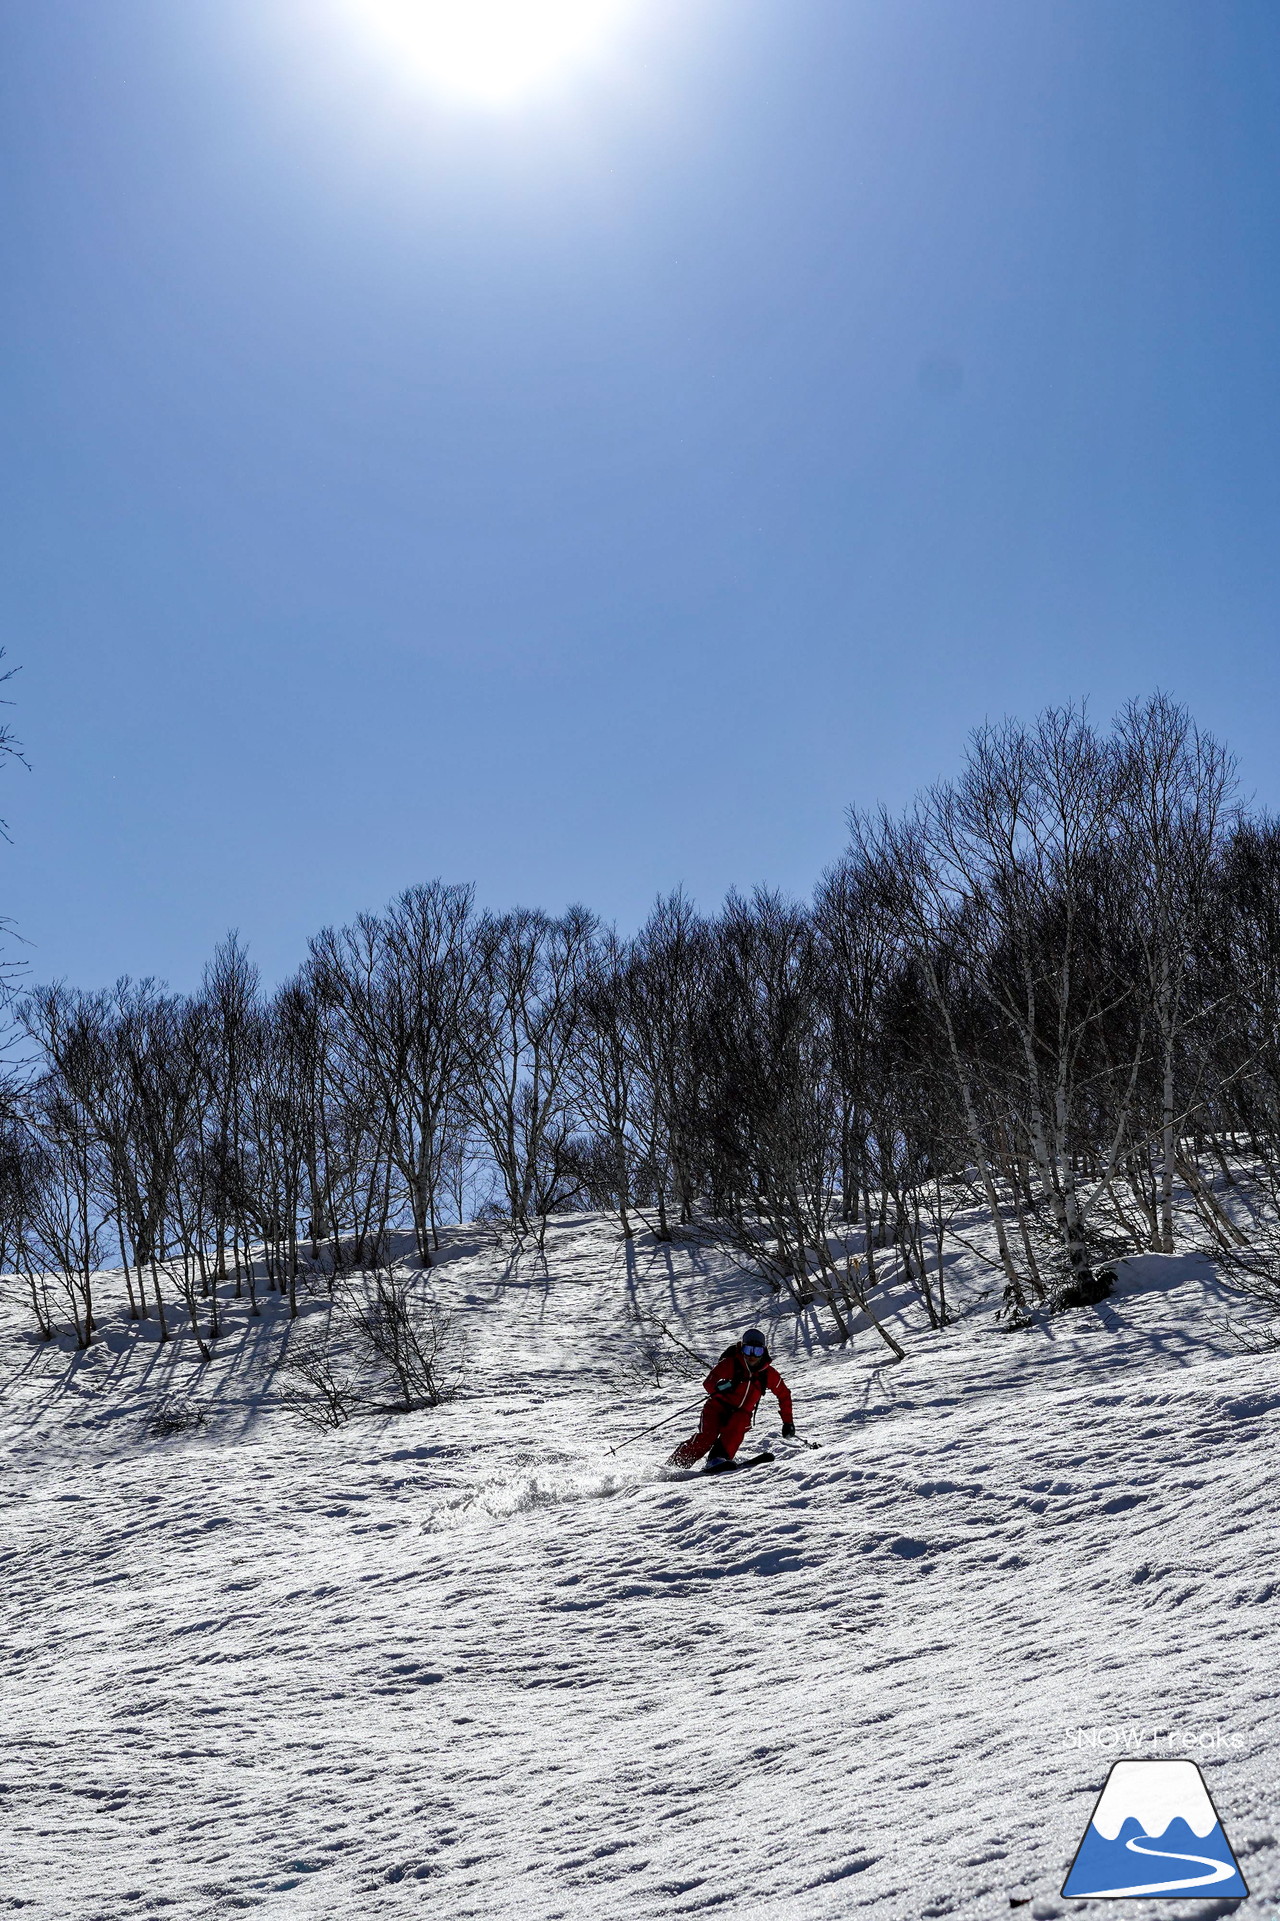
[353,0,636,103]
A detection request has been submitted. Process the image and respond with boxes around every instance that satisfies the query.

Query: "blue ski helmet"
[742,1327,767,1354]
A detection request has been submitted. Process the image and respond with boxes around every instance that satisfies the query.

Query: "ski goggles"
[742,1342,766,1358]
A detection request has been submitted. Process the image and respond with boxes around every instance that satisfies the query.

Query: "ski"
[702,1450,775,1475]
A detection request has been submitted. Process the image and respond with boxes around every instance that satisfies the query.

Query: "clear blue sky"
[3,0,1279,991]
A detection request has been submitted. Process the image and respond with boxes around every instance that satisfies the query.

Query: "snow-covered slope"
[3,1214,1279,1919]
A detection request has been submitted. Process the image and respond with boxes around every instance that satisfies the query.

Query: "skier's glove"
[781,1422,796,1438]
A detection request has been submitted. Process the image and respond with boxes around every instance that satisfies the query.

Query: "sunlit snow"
[3,1206,1280,1917]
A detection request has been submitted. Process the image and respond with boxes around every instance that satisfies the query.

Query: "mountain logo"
[1062,1759,1247,1899]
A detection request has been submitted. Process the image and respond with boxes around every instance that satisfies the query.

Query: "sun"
[353,0,636,104]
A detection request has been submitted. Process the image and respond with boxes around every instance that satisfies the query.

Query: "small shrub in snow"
[282,1269,462,1427]
[1055,1270,1116,1310]
[348,1269,457,1411]
[621,1315,708,1388]
[280,1335,363,1429]
[1224,1316,1280,1355]
[1218,1241,1280,1312]
[146,1394,206,1438]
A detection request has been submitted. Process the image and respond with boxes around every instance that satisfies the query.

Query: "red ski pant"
[668,1397,753,1468]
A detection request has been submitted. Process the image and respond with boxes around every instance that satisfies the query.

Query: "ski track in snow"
[3,1211,1280,1919]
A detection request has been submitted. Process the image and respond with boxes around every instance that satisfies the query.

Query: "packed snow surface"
[3,1209,1280,1919]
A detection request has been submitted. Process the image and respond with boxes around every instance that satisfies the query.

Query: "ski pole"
[606,1397,704,1456]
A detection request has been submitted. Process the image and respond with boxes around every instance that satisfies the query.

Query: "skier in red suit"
[668,1328,795,1469]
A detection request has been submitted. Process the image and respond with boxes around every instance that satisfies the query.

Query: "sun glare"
[354,0,635,104]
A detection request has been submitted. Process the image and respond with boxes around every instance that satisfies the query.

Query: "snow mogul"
[668,1328,795,1471]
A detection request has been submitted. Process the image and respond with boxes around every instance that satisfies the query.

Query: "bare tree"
[1115,694,1237,1251]
[19,1093,104,1348]
[465,906,596,1245]
[310,883,483,1265]
[563,929,643,1239]
[623,893,714,1237]
[916,708,1137,1296]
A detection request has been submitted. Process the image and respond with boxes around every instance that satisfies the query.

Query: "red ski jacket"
[703,1344,793,1425]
